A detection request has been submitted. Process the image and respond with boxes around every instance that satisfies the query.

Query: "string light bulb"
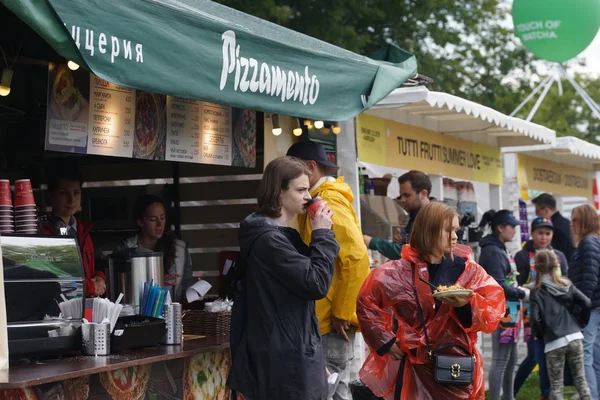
[0,68,13,97]
[314,120,324,129]
[67,60,80,71]
[293,118,303,136]
[303,119,313,129]
[271,114,282,136]
[332,122,341,135]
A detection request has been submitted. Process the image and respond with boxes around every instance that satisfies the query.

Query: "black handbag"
[412,266,475,385]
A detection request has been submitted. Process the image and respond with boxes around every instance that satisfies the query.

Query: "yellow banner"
[356,114,503,185]
[518,154,593,199]
[356,114,387,167]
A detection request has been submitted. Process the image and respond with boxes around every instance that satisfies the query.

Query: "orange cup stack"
[0,179,13,234]
[14,179,37,234]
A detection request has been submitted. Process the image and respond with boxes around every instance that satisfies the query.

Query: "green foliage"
[217,0,598,140]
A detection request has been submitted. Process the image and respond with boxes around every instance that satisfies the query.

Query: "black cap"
[531,217,554,231]
[286,141,338,169]
[492,210,520,227]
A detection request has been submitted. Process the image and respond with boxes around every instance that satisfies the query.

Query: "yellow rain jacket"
[298,177,370,335]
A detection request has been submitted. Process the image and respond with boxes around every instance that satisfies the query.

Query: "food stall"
[504,135,600,234]
[0,0,418,398]
[336,85,556,372]
[348,86,555,258]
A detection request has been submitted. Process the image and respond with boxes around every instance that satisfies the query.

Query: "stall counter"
[0,336,231,399]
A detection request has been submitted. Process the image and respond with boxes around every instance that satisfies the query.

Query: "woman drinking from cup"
[40,164,105,298]
[356,202,504,399]
[227,156,338,400]
[114,194,194,303]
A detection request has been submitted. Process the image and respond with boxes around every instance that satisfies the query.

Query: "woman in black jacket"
[227,156,339,400]
[530,250,591,400]
[478,209,529,400]
[513,217,569,399]
[568,204,600,399]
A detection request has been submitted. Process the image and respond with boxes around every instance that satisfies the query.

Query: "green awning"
[2,0,417,121]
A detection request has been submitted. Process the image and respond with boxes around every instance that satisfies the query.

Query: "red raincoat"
[357,245,505,400]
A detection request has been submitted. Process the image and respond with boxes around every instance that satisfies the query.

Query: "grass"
[485,373,579,399]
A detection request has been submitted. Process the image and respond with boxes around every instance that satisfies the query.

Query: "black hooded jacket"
[478,234,525,301]
[531,278,591,343]
[227,213,339,400]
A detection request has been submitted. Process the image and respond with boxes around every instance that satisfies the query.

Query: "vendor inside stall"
[113,194,194,303]
[363,170,431,260]
[39,162,106,297]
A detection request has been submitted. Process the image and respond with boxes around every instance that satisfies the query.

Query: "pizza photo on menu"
[100,365,151,400]
[0,387,38,400]
[49,64,89,123]
[183,351,231,400]
[232,108,256,168]
[133,91,166,160]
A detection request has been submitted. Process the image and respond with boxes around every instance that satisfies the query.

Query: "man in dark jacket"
[363,170,431,260]
[533,193,575,263]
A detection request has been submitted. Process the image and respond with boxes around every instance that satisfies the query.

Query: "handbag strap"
[411,264,433,359]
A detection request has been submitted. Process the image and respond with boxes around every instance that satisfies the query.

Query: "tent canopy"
[2,0,417,121]
[368,86,556,147]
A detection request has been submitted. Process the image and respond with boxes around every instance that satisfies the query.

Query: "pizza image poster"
[45,65,256,167]
[0,350,232,399]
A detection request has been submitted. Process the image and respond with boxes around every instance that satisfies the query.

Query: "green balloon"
[512,0,600,63]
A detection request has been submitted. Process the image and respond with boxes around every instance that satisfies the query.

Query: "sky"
[570,32,600,77]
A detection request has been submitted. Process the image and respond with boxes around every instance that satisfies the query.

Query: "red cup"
[14,179,35,207]
[304,196,324,218]
[0,179,11,207]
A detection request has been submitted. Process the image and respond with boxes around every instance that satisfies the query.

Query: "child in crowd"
[530,250,591,400]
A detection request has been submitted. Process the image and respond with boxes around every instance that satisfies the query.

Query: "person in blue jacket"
[478,209,529,400]
[513,217,570,400]
[569,204,600,399]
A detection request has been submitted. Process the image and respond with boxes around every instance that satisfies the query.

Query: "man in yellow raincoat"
[287,141,370,400]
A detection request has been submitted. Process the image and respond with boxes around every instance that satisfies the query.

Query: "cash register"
[2,234,85,359]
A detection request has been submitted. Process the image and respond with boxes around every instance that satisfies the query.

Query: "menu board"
[45,63,256,167]
[88,76,136,158]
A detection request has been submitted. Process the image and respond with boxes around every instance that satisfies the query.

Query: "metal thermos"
[163,302,182,345]
[108,251,164,313]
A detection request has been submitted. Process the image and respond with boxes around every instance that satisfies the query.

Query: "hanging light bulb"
[0,67,13,97]
[314,120,324,129]
[293,118,303,136]
[67,60,80,71]
[332,122,341,135]
[271,114,282,136]
[303,119,313,129]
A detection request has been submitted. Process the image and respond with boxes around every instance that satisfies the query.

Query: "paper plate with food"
[432,284,473,299]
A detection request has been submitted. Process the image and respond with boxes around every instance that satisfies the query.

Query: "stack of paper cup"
[14,179,37,234]
[0,179,13,234]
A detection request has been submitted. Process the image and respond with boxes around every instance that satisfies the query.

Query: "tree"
[512,74,600,143]
[216,0,534,108]
[215,0,598,141]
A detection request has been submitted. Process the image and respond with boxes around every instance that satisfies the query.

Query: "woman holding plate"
[356,202,504,399]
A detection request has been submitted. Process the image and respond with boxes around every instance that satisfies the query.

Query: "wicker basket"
[182,309,231,336]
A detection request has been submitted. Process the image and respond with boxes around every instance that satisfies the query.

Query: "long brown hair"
[534,249,568,290]
[410,202,458,261]
[256,156,309,218]
[571,204,600,245]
